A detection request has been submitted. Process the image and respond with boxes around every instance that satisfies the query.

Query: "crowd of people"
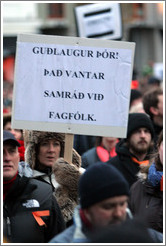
[3,65,164,243]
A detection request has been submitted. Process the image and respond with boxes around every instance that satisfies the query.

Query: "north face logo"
[22,199,40,208]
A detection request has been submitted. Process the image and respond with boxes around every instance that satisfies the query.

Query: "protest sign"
[74,3,122,40]
[12,34,135,139]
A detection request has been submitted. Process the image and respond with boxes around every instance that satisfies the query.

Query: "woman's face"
[158,141,163,165]
[37,139,61,167]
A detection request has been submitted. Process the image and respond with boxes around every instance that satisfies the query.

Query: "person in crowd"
[107,113,155,187]
[147,76,161,90]
[49,162,130,243]
[129,130,163,233]
[81,136,118,169]
[49,162,162,243]
[3,113,25,161]
[74,135,96,156]
[24,130,84,226]
[129,89,143,109]
[3,130,65,243]
[143,87,163,146]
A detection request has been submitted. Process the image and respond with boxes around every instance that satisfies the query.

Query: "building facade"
[3,2,163,82]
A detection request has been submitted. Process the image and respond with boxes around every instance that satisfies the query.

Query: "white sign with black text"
[12,34,135,138]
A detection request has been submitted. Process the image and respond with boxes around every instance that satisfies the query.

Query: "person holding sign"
[24,130,84,226]
[3,130,65,243]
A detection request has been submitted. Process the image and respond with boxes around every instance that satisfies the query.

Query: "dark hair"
[143,88,163,119]
[148,76,161,86]
[130,89,142,107]
[3,114,11,128]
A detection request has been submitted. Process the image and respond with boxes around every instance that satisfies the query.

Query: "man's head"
[3,130,20,181]
[79,162,129,228]
[148,76,161,89]
[127,113,154,158]
[143,88,163,125]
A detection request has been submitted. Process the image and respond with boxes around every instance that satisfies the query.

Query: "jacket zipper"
[6,217,11,237]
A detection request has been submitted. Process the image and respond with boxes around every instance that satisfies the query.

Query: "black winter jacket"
[129,178,163,233]
[3,175,65,243]
[107,139,150,187]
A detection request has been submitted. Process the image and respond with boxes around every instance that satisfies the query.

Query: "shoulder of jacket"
[147,228,163,243]
[82,147,96,157]
[29,178,53,195]
[49,225,75,243]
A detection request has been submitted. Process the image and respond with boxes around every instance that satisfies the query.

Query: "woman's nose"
[48,144,55,151]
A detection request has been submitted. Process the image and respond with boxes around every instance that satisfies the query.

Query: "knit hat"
[127,113,154,139]
[79,162,129,209]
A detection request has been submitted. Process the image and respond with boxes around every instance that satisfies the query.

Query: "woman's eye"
[54,142,60,146]
[41,142,48,146]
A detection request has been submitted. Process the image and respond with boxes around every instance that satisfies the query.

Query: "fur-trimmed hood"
[137,164,151,183]
[24,130,81,170]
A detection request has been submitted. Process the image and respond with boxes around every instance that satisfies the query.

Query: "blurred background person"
[74,135,96,156]
[3,113,25,161]
[81,136,119,169]
[129,89,143,109]
[147,76,162,90]
[143,87,163,146]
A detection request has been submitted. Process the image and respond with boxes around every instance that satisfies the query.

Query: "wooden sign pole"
[64,133,74,164]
